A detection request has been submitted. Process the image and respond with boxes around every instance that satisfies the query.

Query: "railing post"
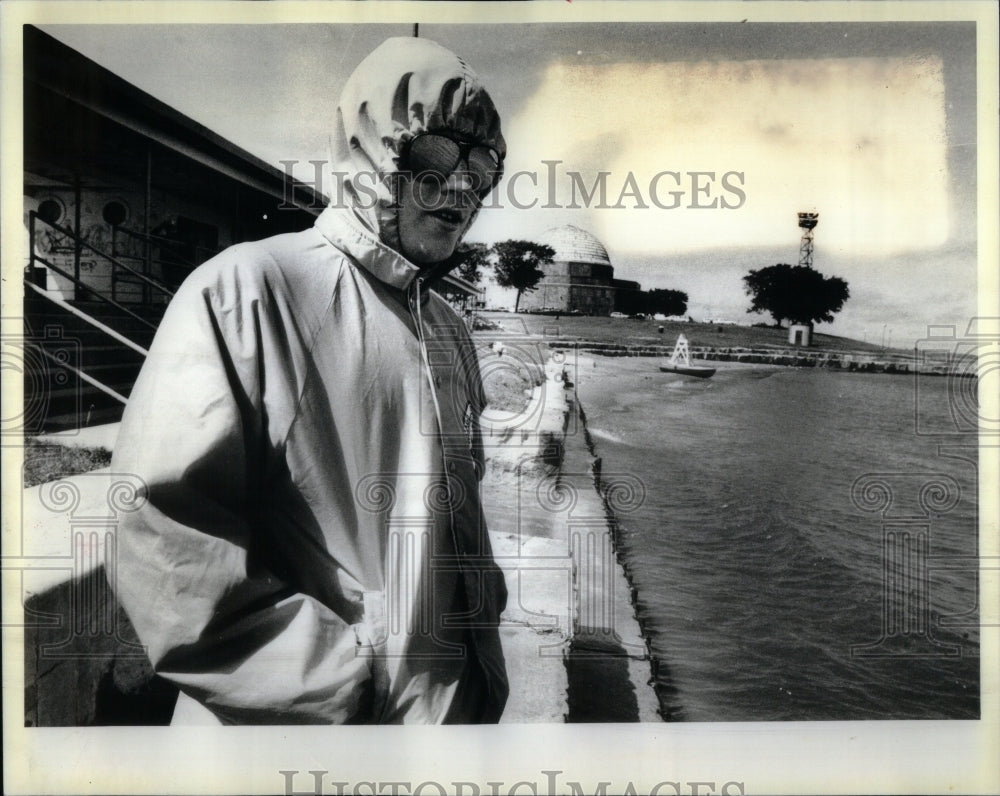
[110,225,116,305]
[29,210,36,273]
[144,145,152,305]
[29,215,174,315]
[73,175,82,302]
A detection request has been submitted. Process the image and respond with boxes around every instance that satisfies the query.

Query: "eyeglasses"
[401,131,503,196]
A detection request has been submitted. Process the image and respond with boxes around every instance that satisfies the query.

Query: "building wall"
[519,259,615,315]
[26,181,239,304]
[23,26,318,310]
[569,283,614,316]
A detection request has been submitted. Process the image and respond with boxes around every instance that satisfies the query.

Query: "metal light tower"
[797,212,819,268]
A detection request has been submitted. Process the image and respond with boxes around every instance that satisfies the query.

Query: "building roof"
[438,272,482,297]
[536,224,612,267]
[24,25,323,213]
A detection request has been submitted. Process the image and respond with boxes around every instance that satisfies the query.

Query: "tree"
[644,288,688,317]
[612,286,687,317]
[492,241,555,312]
[433,243,493,308]
[452,242,490,286]
[743,263,850,327]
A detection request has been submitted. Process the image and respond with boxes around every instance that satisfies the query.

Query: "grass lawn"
[22,439,112,488]
[476,312,901,355]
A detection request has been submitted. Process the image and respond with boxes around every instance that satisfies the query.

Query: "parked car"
[610,312,628,318]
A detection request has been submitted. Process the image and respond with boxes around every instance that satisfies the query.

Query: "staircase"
[21,211,195,434]
[23,292,165,432]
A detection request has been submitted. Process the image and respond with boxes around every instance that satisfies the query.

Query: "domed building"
[519,225,635,316]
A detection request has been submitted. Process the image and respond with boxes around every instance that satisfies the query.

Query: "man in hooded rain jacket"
[110,37,509,724]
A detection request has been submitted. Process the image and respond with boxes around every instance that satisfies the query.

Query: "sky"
[39,20,980,346]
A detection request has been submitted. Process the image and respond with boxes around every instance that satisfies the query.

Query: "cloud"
[488,55,948,259]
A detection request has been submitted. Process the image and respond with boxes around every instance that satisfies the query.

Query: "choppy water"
[575,361,980,721]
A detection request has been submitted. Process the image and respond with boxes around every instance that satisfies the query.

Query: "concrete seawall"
[480,355,660,722]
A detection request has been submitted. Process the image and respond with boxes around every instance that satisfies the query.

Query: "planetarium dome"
[536,225,612,267]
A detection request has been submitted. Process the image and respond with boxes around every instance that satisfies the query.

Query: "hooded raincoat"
[111,37,508,724]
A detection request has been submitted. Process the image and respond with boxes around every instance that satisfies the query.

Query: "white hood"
[330,36,506,255]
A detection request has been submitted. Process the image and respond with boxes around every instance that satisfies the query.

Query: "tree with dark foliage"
[613,287,688,317]
[452,242,491,285]
[743,263,850,327]
[492,241,555,312]
[434,243,492,307]
[644,288,688,317]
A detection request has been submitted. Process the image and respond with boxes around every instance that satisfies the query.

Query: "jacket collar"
[315,205,421,293]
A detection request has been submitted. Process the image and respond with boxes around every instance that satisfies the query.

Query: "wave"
[587,427,627,445]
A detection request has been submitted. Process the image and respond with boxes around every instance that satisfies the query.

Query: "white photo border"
[2,2,997,794]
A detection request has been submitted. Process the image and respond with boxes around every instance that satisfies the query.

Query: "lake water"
[574,359,980,721]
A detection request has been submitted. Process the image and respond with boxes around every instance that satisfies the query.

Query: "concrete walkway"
[33,422,120,450]
[16,467,120,598]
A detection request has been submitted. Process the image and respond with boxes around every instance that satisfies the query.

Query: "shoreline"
[473,320,967,378]
[544,338,956,376]
[479,352,661,722]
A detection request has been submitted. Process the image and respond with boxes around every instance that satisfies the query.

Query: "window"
[102,200,129,227]
[37,198,64,225]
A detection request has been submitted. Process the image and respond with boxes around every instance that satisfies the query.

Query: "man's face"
[396,172,481,266]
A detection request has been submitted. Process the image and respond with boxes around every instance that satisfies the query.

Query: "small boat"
[660,334,716,378]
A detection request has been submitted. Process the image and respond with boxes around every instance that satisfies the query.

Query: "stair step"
[23,319,156,350]
[27,315,159,332]
[74,352,148,364]
[40,406,125,433]
[22,291,167,433]
[42,379,137,400]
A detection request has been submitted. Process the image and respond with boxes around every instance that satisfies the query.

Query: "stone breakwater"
[542,339,965,376]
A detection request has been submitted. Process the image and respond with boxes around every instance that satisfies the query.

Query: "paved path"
[33,422,120,450]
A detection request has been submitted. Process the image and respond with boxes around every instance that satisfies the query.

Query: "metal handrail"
[113,225,218,269]
[36,345,128,405]
[24,280,149,357]
[30,211,174,300]
[30,253,157,331]
[115,225,185,247]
